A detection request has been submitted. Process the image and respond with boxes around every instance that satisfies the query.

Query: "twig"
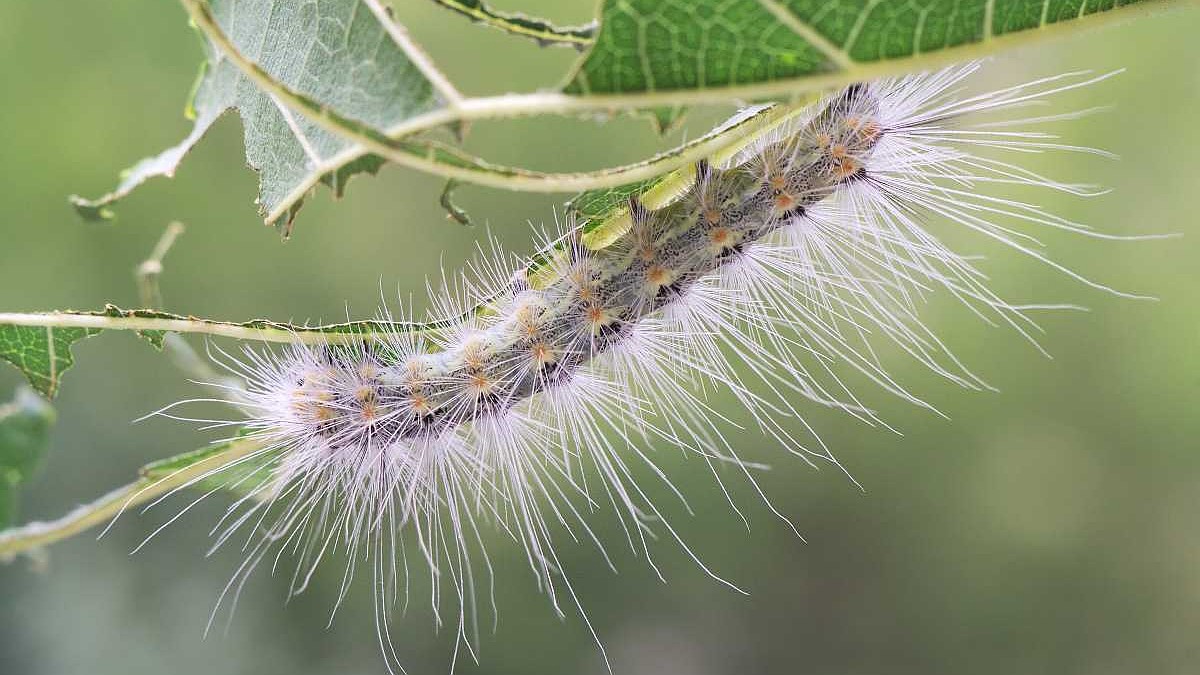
[0,438,262,561]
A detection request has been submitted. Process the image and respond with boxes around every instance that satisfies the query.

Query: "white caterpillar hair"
[142,61,1156,672]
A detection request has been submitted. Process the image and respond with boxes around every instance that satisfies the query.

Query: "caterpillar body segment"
[146,63,1143,672]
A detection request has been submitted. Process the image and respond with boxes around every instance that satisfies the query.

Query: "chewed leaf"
[75,0,444,232]
[73,0,1168,232]
[0,387,55,528]
[70,100,220,223]
[0,307,176,397]
[0,324,102,399]
[136,330,167,350]
[564,0,1155,95]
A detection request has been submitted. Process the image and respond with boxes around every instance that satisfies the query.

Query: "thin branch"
[0,312,420,345]
[0,439,262,561]
[134,223,243,397]
[136,221,186,308]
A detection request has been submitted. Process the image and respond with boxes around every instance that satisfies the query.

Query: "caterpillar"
[147,62,1153,671]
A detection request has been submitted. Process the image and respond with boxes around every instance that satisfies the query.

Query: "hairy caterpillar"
[145,62,1154,671]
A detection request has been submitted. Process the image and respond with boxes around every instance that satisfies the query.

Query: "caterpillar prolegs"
[155,62,1153,670]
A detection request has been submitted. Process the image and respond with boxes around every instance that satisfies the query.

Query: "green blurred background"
[2,2,1199,674]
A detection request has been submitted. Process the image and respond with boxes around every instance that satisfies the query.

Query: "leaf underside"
[70,0,1157,234]
[74,0,442,233]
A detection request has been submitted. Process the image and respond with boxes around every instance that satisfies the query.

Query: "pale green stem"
[0,312,407,344]
[134,222,244,395]
[0,439,262,560]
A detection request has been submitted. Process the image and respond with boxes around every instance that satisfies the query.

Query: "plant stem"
[0,438,261,560]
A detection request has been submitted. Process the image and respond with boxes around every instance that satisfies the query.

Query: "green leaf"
[76,0,446,233]
[0,324,102,399]
[644,106,687,135]
[564,0,1156,95]
[136,330,167,350]
[0,387,55,528]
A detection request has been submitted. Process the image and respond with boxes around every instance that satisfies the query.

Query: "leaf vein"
[755,0,856,70]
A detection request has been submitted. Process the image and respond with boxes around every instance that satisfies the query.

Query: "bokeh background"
[2,2,1198,674]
